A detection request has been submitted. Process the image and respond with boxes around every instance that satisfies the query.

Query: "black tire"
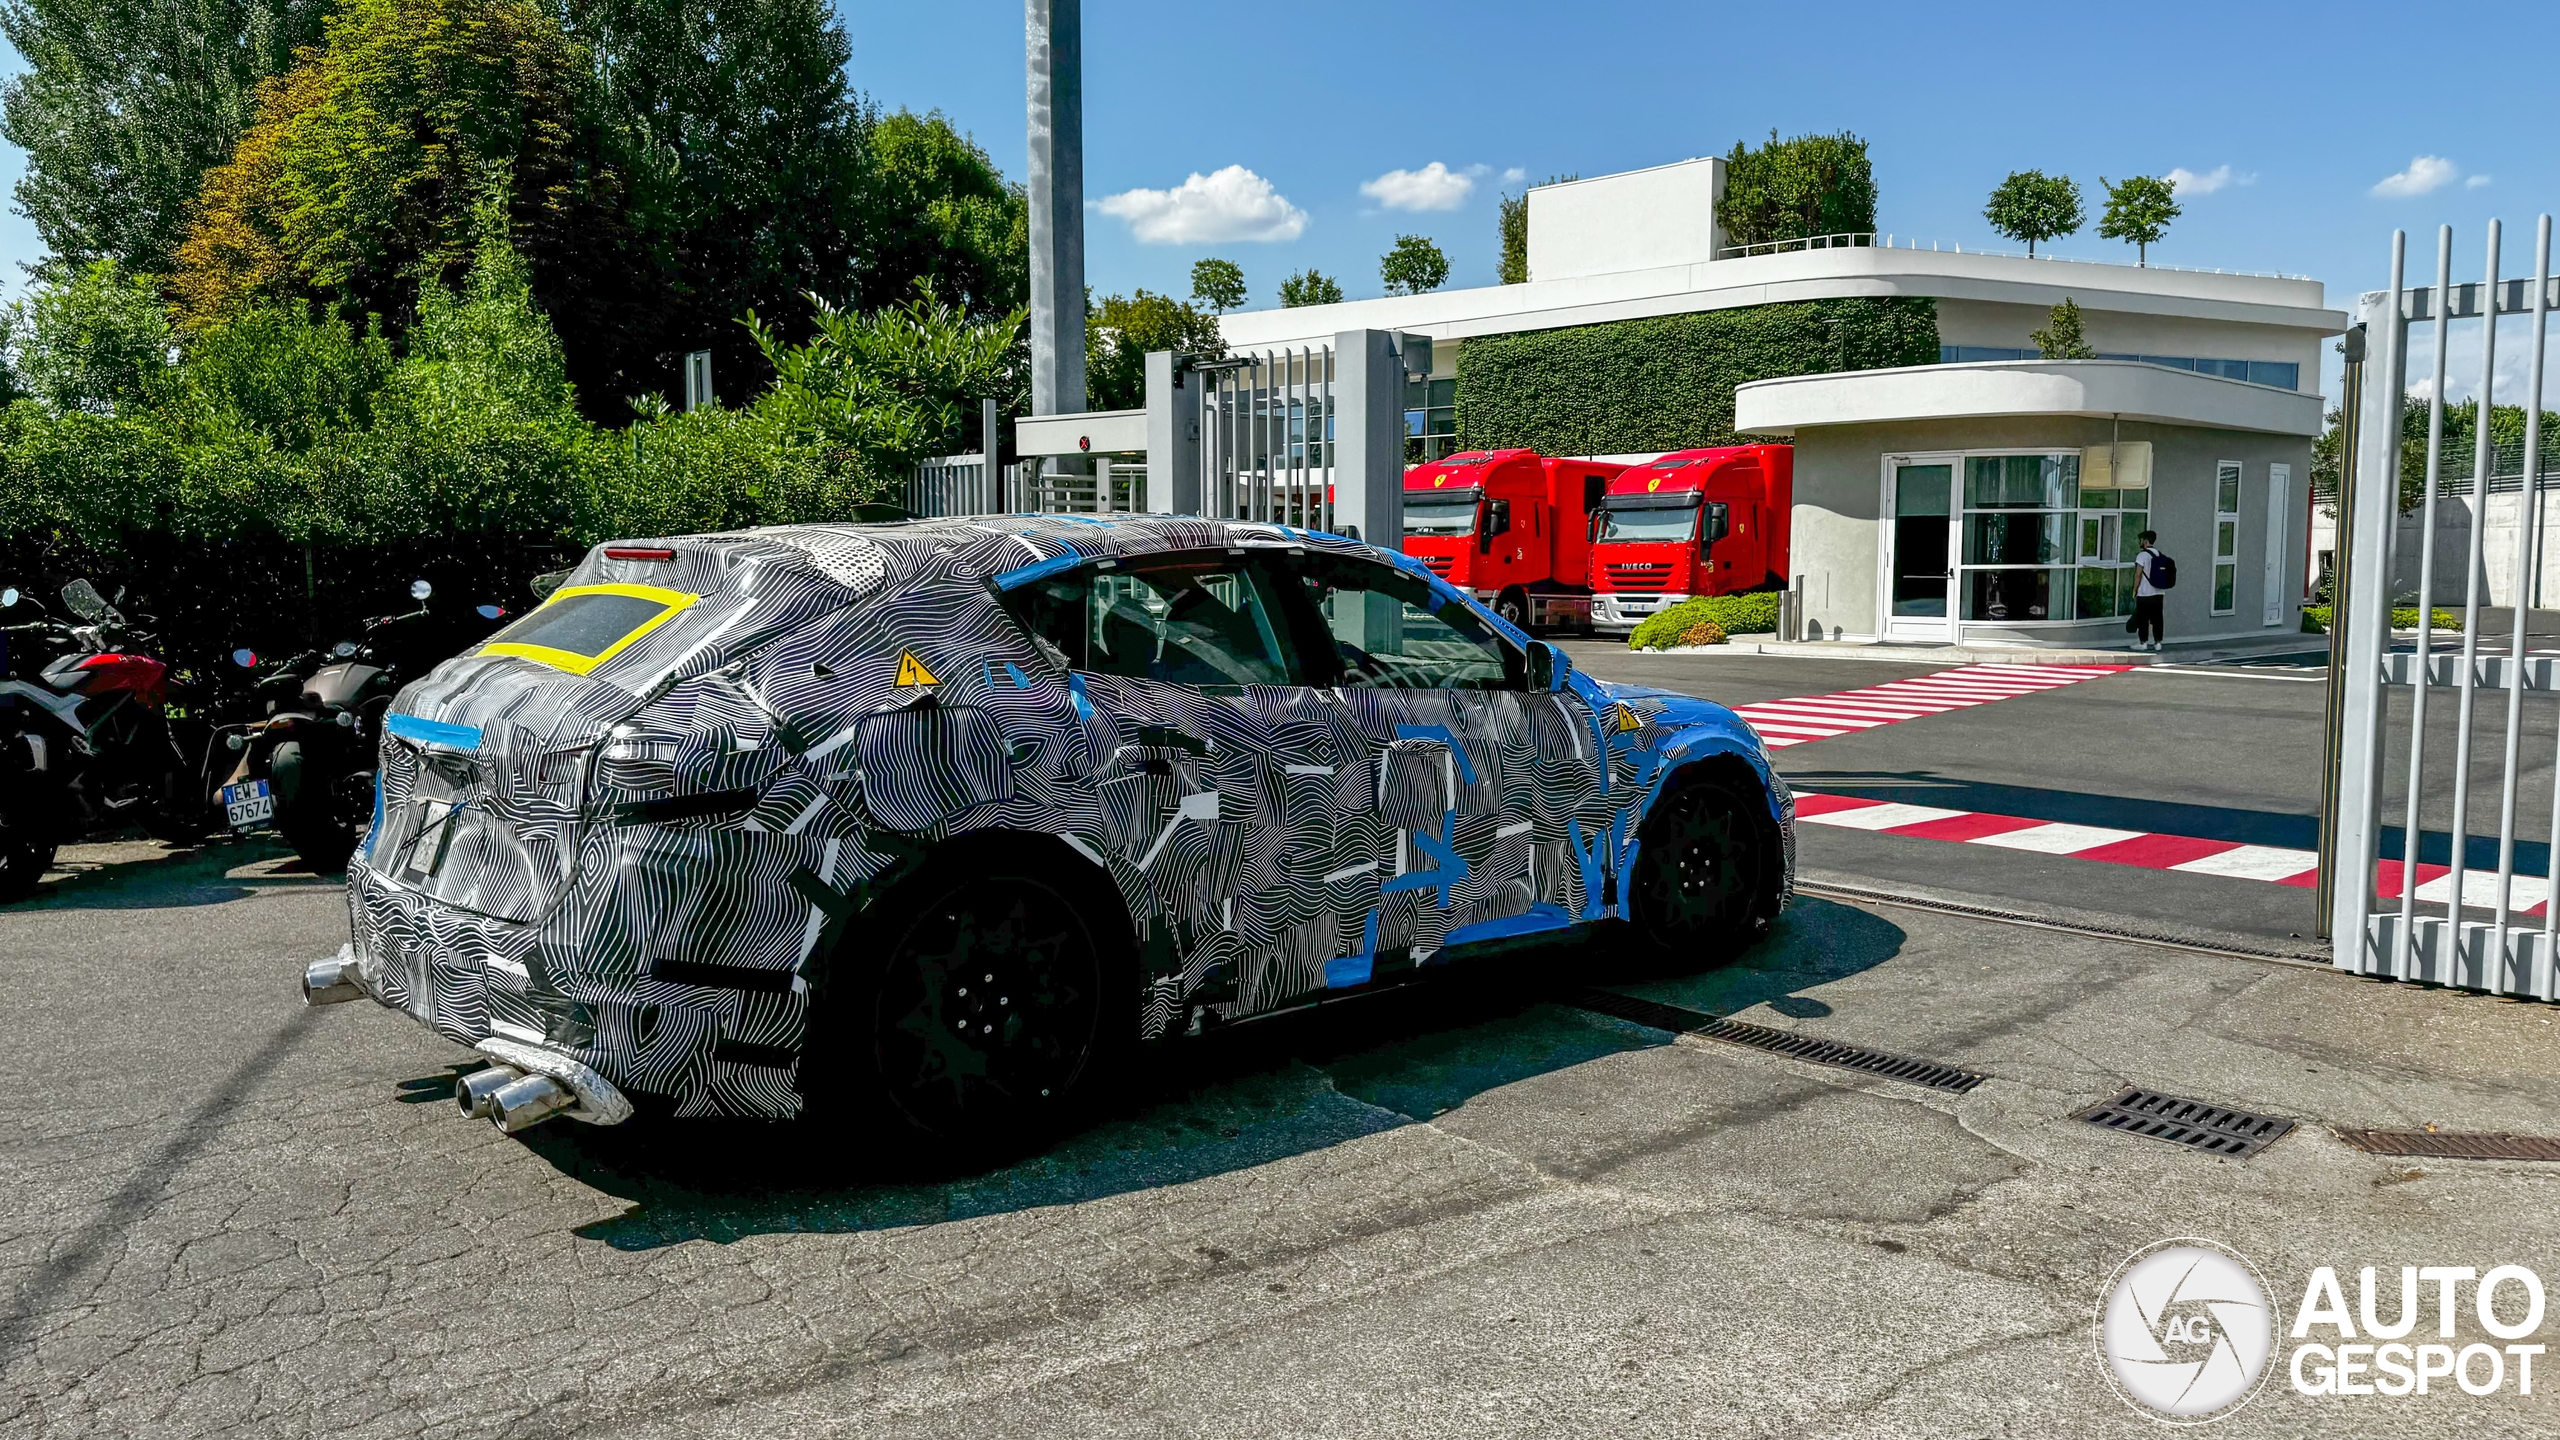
[1496,587,1532,633]
[802,837,1134,1168]
[272,739,357,872]
[1629,768,1780,964]
[0,782,58,902]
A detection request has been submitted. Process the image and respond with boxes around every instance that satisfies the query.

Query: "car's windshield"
[1403,500,1479,536]
[1595,506,1699,544]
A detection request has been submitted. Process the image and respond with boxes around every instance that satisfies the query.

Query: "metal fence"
[1200,345,1337,530]
[1024,460,1143,513]
[2329,218,2560,998]
[904,453,1006,517]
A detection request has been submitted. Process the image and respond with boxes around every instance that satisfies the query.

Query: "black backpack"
[2146,551,2178,590]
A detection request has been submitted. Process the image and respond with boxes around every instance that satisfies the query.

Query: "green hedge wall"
[1456,297,1940,455]
[1627,593,1783,650]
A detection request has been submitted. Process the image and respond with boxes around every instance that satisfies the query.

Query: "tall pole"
[2314,324,2365,939]
[1026,0,1087,419]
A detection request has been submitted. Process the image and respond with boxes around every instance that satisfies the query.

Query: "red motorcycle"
[0,579,205,900]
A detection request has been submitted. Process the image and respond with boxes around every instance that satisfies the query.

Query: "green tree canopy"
[1189,257,1245,313]
[2030,297,2095,359]
[1379,235,1449,297]
[1716,131,1876,248]
[1279,269,1343,307]
[1084,290,1221,411]
[169,0,642,411]
[1497,189,1528,285]
[1984,170,2083,257]
[0,0,329,273]
[856,109,1027,322]
[2097,175,2181,266]
[11,259,173,414]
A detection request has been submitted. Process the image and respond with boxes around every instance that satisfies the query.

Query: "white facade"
[1526,158,1727,283]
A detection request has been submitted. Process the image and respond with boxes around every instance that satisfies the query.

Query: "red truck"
[1587,444,1793,633]
[1400,449,1626,632]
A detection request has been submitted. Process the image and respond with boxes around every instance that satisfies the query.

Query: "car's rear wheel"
[1630,768,1777,964]
[804,842,1131,1167]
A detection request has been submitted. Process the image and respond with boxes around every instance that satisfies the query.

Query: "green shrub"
[2300,605,2462,633]
[1457,297,1938,456]
[1629,592,1782,650]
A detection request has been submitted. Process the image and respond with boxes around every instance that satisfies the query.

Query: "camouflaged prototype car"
[302,514,1794,1151]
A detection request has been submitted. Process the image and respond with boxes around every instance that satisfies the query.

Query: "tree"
[1189,257,1245,314]
[1716,131,1876,248]
[854,109,1028,322]
[2097,175,2180,266]
[746,282,1024,469]
[1279,269,1343,308]
[2030,298,2095,359]
[0,0,330,274]
[10,259,173,414]
[557,0,873,394]
[1984,170,2083,257]
[1379,235,1449,297]
[1086,290,1222,411]
[169,0,644,414]
[1498,190,1529,285]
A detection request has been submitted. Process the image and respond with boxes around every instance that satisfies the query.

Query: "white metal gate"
[2331,218,2559,997]
[1198,346,1338,530]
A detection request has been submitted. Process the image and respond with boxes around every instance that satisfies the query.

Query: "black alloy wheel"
[814,859,1125,1163]
[1630,772,1774,963]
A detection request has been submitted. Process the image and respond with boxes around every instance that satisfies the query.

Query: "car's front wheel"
[1630,768,1778,964]
[804,841,1131,1167]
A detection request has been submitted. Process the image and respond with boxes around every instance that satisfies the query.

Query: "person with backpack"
[2130,530,2174,651]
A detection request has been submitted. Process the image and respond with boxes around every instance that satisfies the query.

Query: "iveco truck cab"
[1400,449,1624,633]
[1589,445,1793,633]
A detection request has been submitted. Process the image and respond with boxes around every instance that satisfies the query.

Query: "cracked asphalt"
[6,838,2560,1438]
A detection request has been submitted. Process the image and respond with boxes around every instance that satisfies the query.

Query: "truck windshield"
[1595,507,1699,543]
[1403,499,1478,536]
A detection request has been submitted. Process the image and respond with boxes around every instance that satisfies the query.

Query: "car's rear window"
[480,586,694,673]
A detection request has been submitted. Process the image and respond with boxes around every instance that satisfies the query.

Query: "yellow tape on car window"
[478,582,698,676]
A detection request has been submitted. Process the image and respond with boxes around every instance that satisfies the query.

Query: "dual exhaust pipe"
[300,946,632,1136]
[455,1065,578,1132]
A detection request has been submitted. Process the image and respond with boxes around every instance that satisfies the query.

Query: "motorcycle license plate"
[223,779,276,830]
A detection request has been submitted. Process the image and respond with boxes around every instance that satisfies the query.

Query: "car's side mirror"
[1526,640,1571,692]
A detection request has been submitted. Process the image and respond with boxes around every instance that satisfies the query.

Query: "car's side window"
[1281,553,1519,691]
[999,553,1304,687]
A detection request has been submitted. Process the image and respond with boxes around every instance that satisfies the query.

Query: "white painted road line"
[1967,822,2148,854]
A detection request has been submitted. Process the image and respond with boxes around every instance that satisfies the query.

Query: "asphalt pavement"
[1563,640,2341,949]
[6,841,2560,1438]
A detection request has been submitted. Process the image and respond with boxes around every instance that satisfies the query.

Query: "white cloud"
[1501,167,1527,185]
[2372,155,2459,198]
[1360,162,1475,212]
[1095,166,1308,244]
[2166,165,2247,195]
[2468,173,2494,189]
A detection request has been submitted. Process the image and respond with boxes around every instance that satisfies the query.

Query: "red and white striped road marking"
[1792,791,2551,912]
[1732,664,2133,748]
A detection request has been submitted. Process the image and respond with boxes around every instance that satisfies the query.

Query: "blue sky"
[2,0,2554,401]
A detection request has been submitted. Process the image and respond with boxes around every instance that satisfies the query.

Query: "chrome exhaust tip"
[302,948,364,1006]
[488,1074,577,1133]
[454,1065,525,1119]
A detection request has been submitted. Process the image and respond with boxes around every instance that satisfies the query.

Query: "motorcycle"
[211,580,506,872]
[0,579,205,900]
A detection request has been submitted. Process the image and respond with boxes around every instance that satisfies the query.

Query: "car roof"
[625,512,1394,600]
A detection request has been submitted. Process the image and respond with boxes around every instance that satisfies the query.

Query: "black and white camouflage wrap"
[342,515,1793,1120]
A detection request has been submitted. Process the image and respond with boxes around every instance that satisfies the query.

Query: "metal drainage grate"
[2075,1087,2295,1158]
[1570,989,1988,1094]
[2337,1129,2560,1162]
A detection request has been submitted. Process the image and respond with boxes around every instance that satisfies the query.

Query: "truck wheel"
[1496,588,1532,633]
[1629,767,1778,964]
[801,838,1134,1170]
[272,740,357,872]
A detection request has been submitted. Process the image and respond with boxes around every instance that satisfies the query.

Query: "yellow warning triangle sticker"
[1615,704,1643,732]
[894,652,939,687]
